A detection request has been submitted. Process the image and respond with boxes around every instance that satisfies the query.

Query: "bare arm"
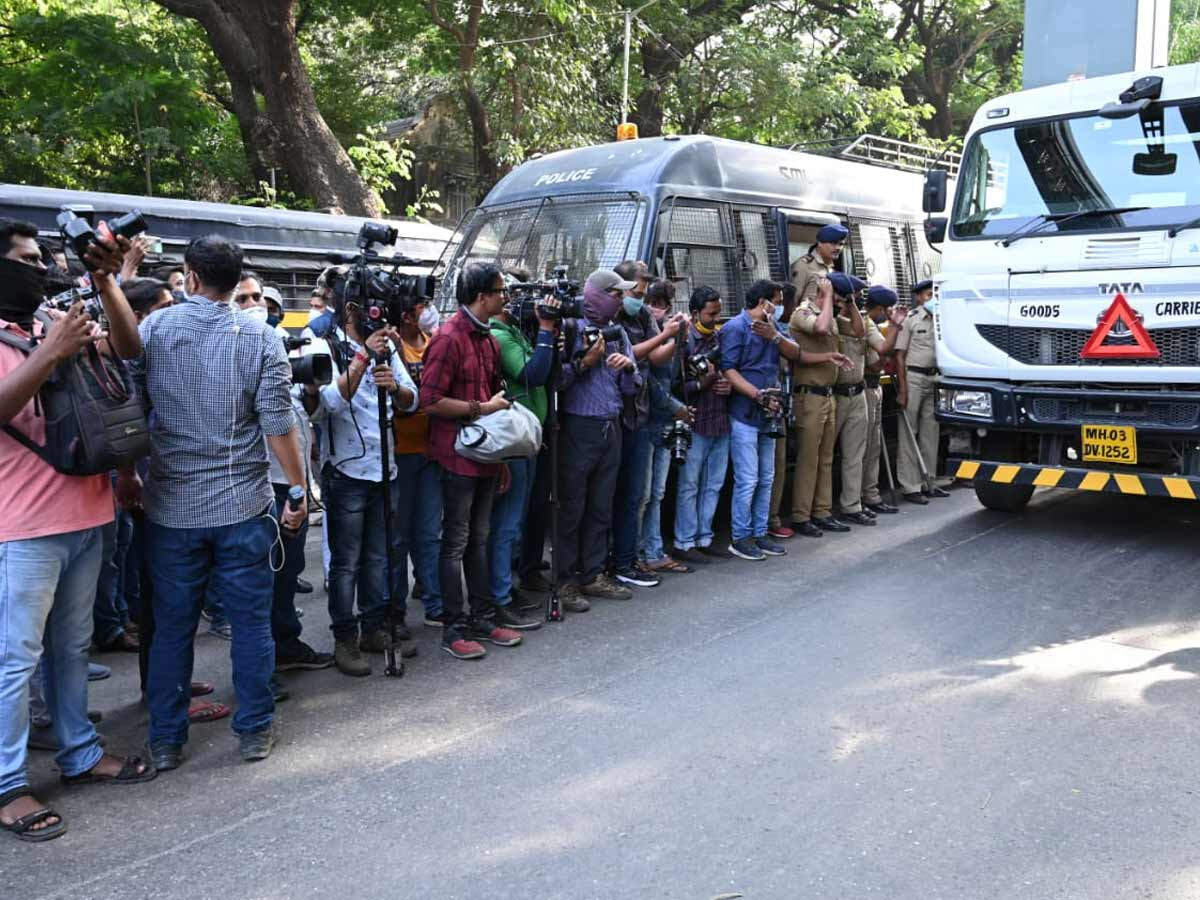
[266,427,306,487]
[723,368,761,401]
[94,272,141,359]
[813,285,835,336]
[844,298,866,339]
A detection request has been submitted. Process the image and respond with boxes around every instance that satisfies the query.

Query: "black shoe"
[521,571,553,593]
[240,725,276,762]
[793,520,824,538]
[903,492,929,505]
[613,566,660,588]
[812,516,851,533]
[423,612,449,628]
[147,741,183,772]
[294,577,314,594]
[510,588,541,612]
[672,547,710,566]
[755,536,787,557]
[865,501,899,515]
[495,603,543,631]
[270,675,290,704]
[840,511,877,526]
[274,641,335,672]
[698,544,730,559]
[925,486,951,498]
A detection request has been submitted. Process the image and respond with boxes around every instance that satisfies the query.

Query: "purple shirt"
[556,319,642,420]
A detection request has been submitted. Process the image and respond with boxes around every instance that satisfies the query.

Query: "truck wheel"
[973,480,1034,512]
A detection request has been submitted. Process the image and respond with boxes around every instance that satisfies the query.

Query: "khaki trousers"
[833,389,868,514]
[861,385,884,505]
[791,391,835,522]
[898,371,939,494]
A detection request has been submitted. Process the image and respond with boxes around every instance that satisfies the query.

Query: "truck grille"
[977,324,1200,367]
[1026,397,1200,428]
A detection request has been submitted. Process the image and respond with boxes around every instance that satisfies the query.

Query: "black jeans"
[556,414,622,584]
[321,466,390,642]
[439,467,497,638]
[271,483,307,653]
[518,439,552,578]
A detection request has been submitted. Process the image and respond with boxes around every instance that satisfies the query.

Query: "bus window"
[655,200,738,315]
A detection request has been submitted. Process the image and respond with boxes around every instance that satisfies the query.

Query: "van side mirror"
[925,216,948,245]
[923,170,948,214]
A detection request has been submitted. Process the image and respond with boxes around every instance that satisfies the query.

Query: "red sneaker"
[443,637,487,660]
[470,622,523,647]
[768,525,795,539]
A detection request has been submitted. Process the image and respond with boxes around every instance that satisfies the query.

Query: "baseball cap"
[586,269,637,293]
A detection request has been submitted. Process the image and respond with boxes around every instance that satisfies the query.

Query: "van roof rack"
[787,134,960,178]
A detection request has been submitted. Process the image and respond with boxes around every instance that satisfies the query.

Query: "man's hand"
[897,387,908,408]
[751,319,776,340]
[115,468,143,511]
[482,390,512,415]
[497,463,512,495]
[606,352,634,372]
[281,494,307,532]
[816,276,833,306]
[830,352,853,371]
[674,405,695,425]
[120,235,153,282]
[661,313,686,339]
[372,364,398,393]
[364,327,396,361]
[713,375,732,396]
[42,302,103,362]
[83,232,130,278]
[888,307,906,327]
[536,296,561,332]
[581,334,606,369]
[756,389,783,416]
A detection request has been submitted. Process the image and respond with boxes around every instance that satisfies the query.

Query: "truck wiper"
[1000,206,1149,248]
[1168,214,1200,238]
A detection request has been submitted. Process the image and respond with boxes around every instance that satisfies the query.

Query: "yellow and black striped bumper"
[951,459,1200,501]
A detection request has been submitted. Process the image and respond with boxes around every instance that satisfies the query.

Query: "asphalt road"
[6,484,1200,900]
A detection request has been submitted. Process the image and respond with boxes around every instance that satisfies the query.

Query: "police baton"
[897,406,934,494]
[878,411,899,507]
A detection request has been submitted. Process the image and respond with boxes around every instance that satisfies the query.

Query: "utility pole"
[621,0,662,124]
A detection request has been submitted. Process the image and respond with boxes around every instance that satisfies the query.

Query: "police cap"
[866,285,898,308]
[912,279,934,296]
[828,272,867,298]
[816,223,850,244]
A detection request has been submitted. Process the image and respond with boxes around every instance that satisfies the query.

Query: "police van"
[436,134,942,317]
[924,62,1200,511]
[0,184,453,329]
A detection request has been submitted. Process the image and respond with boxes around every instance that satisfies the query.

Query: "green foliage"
[1172,0,1200,64]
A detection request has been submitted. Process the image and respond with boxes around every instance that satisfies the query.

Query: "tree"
[153,0,384,216]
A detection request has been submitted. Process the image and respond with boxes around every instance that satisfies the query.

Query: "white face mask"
[308,306,326,323]
[419,307,440,333]
[242,305,269,324]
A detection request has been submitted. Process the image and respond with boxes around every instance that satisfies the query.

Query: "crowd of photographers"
[0,215,941,842]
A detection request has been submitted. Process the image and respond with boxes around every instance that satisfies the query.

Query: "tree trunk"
[462,78,499,196]
[631,41,675,138]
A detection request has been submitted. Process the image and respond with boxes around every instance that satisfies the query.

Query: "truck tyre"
[973,479,1034,512]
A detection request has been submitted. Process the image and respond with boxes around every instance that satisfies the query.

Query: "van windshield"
[952,99,1200,239]
[439,195,646,307]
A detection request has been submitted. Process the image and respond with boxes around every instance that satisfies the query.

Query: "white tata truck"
[923,62,1200,511]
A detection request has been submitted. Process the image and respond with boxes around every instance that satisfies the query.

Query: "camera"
[330,222,439,338]
[759,386,788,438]
[506,266,583,329]
[283,335,333,386]
[578,323,625,357]
[56,208,147,268]
[686,346,723,380]
[663,419,693,465]
[47,286,104,324]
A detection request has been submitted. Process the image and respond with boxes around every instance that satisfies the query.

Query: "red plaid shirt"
[419,308,503,477]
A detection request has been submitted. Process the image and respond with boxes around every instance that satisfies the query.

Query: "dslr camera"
[283,335,333,387]
[57,209,147,270]
[686,346,723,381]
[663,419,693,466]
[328,222,439,340]
[578,323,625,358]
[759,386,789,438]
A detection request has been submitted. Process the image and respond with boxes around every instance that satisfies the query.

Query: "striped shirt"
[131,295,295,528]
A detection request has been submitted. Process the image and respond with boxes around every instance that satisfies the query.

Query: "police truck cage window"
[952,99,1200,240]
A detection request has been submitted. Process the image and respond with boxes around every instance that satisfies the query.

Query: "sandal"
[647,557,693,574]
[61,754,158,786]
[188,700,231,724]
[190,682,215,697]
[0,788,67,843]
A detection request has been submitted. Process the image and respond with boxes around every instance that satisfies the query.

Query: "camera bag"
[454,401,542,464]
[0,311,149,476]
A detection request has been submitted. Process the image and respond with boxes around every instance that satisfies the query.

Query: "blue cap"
[828,272,866,297]
[816,223,850,244]
[866,285,898,307]
[912,279,934,295]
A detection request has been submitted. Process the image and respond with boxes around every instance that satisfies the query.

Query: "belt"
[833,382,865,397]
[908,365,939,376]
[794,384,834,397]
[863,375,881,389]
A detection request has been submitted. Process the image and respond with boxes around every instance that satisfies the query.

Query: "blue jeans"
[322,467,390,641]
[146,514,276,744]
[730,418,775,541]
[1,527,106,794]
[393,453,443,617]
[675,433,730,550]
[488,455,534,605]
[93,512,131,645]
[637,438,672,561]
[612,425,652,570]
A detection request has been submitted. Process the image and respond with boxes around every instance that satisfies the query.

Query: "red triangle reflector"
[1080,293,1160,359]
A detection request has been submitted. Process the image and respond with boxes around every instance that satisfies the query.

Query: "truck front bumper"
[951,459,1200,500]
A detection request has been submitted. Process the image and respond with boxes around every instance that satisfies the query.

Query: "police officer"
[859,286,906,515]
[789,271,856,537]
[833,280,904,525]
[894,279,950,504]
[791,223,848,304]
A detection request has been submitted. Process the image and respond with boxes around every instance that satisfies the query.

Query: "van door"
[655,197,739,315]
[776,208,844,282]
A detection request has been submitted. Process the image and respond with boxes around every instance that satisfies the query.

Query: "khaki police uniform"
[788,298,839,523]
[894,304,939,493]
[791,252,831,306]
[860,327,888,507]
[833,313,889,514]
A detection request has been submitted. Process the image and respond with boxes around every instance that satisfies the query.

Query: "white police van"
[925,62,1200,510]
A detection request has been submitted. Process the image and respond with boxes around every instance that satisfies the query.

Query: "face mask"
[307,307,324,323]
[622,296,644,317]
[419,306,440,333]
[266,313,281,328]
[242,305,268,324]
[773,303,784,322]
[0,258,50,324]
[923,298,939,315]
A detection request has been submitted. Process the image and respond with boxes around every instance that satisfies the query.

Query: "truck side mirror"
[923,169,948,214]
[925,217,948,245]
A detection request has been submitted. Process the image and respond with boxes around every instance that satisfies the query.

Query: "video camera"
[328,222,439,339]
[282,335,333,387]
[56,209,147,270]
[505,266,582,330]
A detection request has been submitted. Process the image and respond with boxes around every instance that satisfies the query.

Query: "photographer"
[553,270,642,610]
[314,277,418,676]
[420,262,523,661]
[671,285,731,566]
[0,218,153,843]
[133,235,308,769]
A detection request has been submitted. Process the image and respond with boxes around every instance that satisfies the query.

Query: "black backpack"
[0,312,149,476]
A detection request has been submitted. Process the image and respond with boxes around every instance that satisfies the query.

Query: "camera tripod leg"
[546,390,562,623]
[377,385,404,678]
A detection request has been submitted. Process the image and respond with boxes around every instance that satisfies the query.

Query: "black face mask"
[0,257,51,326]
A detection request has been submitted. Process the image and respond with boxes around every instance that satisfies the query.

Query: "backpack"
[0,312,150,476]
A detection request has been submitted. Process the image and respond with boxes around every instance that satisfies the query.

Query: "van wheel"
[973,479,1034,512]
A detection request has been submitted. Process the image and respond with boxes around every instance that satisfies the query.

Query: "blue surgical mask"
[622,295,644,317]
[923,298,939,315]
[773,303,784,322]
[308,308,335,338]
[266,313,281,328]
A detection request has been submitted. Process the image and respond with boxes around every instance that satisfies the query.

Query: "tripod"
[545,341,563,623]
[377,379,404,677]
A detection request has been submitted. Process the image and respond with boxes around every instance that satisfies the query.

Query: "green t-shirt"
[490,318,548,423]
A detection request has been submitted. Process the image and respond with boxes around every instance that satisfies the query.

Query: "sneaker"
[755,536,787,556]
[334,639,371,677]
[581,574,633,601]
[768,525,795,539]
[468,618,523,647]
[442,635,487,660]
[423,612,449,628]
[208,621,232,641]
[275,641,335,671]
[240,725,276,762]
[87,662,111,682]
[510,588,541,612]
[672,547,710,566]
[521,571,553,593]
[729,538,766,561]
[294,577,314,594]
[613,566,660,588]
[559,583,591,613]
[495,603,543,631]
[698,544,730,559]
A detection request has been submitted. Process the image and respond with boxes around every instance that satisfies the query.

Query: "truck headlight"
[937,389,993,419]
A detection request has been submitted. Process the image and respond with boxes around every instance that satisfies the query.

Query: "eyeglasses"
[488,287,511,297]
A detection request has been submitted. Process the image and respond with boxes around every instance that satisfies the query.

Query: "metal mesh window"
[657,200,737,315]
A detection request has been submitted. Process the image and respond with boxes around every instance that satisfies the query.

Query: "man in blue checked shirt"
[310,280,417,678]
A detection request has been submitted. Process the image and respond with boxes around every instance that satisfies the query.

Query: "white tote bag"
[454,402,542,463]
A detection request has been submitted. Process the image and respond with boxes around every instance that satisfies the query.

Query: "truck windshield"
[952,99,1200,239]
[438,195,646,307]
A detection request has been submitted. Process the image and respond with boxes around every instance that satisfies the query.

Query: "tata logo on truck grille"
[1098,282,1144,294]
[1080,294,1161,360]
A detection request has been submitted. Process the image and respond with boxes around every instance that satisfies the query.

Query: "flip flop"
[0,789,67,843]
[188,700,231,724]
[647,557,693,574]
[61,755,158,786]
